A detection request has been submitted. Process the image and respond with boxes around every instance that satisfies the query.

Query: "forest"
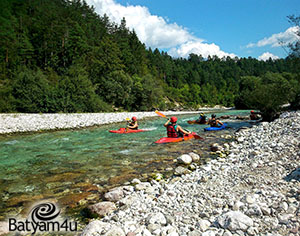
[0,0,300,121]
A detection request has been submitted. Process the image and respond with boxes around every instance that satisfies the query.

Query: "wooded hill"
[1,0,299,120]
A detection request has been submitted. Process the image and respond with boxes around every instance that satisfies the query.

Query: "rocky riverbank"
[81,111,300,236]
[0,111,200,134]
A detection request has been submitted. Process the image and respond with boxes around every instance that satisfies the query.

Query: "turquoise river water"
[0,110,256,219]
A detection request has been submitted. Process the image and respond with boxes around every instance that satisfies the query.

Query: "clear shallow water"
[0,110,254,218]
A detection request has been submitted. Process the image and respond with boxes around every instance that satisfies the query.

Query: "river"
[0,110,256,219]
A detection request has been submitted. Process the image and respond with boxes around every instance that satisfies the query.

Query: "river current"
[0,110,256,219]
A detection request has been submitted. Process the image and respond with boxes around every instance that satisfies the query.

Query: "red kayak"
[155,132,199,144]
[109,128,149,134]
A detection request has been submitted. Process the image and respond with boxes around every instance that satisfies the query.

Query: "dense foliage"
[0,0,299,120]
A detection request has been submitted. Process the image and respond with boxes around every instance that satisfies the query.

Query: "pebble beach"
[80,111,300,236]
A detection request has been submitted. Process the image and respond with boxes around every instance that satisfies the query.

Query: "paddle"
[155,110,203,140]
[155,110,168,119]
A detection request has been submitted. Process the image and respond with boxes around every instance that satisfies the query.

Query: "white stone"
[131,178,141,184]
[146,212,167,226]
[216,211,253,231]
[279,202,289,212]
[198,219,211,232]
[177,154,193,165]
[233,201,244,211]
[201,230,216,236]
[88,202,116,217]
[142,229,153,236]
[222,231,233,236]
[104,187,124,202]
[81,220,110,236]
[104,226,126,236]
[189,152,200,162]
[135,182,152,191]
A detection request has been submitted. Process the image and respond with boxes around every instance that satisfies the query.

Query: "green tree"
[56,66,111,112]
[12,68,53,112]
[96,70,133,109]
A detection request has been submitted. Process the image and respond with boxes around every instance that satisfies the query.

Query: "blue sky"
[86,0,300,60]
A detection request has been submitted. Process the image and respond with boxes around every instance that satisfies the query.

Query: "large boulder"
[216,211,253,232]
[88,201,116,217]
[177,154,192,165]
[104,187,125,202]
[81,220,110,236]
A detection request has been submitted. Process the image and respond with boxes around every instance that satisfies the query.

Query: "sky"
[85,0,300,60]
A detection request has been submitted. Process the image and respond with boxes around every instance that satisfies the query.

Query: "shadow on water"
[0,110,257,219]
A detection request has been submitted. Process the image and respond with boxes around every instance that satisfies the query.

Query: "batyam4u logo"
[9,202,78,234]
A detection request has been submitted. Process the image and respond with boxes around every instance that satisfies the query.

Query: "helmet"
[170,116,177,123]
[200,113,204,116]
[211,114,216,118]
[251,110,254,113]
[132,116,137,121]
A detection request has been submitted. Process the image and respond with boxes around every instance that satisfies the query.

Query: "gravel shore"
[0,111,199,134]
[81,111,300,236]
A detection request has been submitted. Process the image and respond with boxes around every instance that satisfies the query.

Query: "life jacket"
[210,119,217,127]
[128,121,138,130]
[167,124,178,138]
[197,115,206,124]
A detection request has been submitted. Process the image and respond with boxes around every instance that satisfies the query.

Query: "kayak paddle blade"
[155,110,168,119]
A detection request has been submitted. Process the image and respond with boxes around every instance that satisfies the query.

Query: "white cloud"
[85,0,235,58]
[247,26,300,48]
[168,40,237,58]
[258,52,279,61]
[86,0,194,48]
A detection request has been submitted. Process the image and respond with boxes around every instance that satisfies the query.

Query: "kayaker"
[127,116,138,130]
[196,113,207,124]
[207,114,223,127]
[250,110,261,120]
[164,116,191,137]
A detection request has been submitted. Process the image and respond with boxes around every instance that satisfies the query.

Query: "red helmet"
[251,110,254,113]
[132,116,137,121]
[170,116,177,123]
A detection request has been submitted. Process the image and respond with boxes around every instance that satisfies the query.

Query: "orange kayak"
[155,132,198,144]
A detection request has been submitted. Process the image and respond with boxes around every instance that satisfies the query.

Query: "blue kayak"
[204,123,227,131]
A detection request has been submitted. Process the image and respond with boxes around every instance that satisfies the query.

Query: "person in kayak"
[127,116,139,130]
[164,116,191,137]
[195,113,207,124]
[207,114,223,127]
[250,110,261,120]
